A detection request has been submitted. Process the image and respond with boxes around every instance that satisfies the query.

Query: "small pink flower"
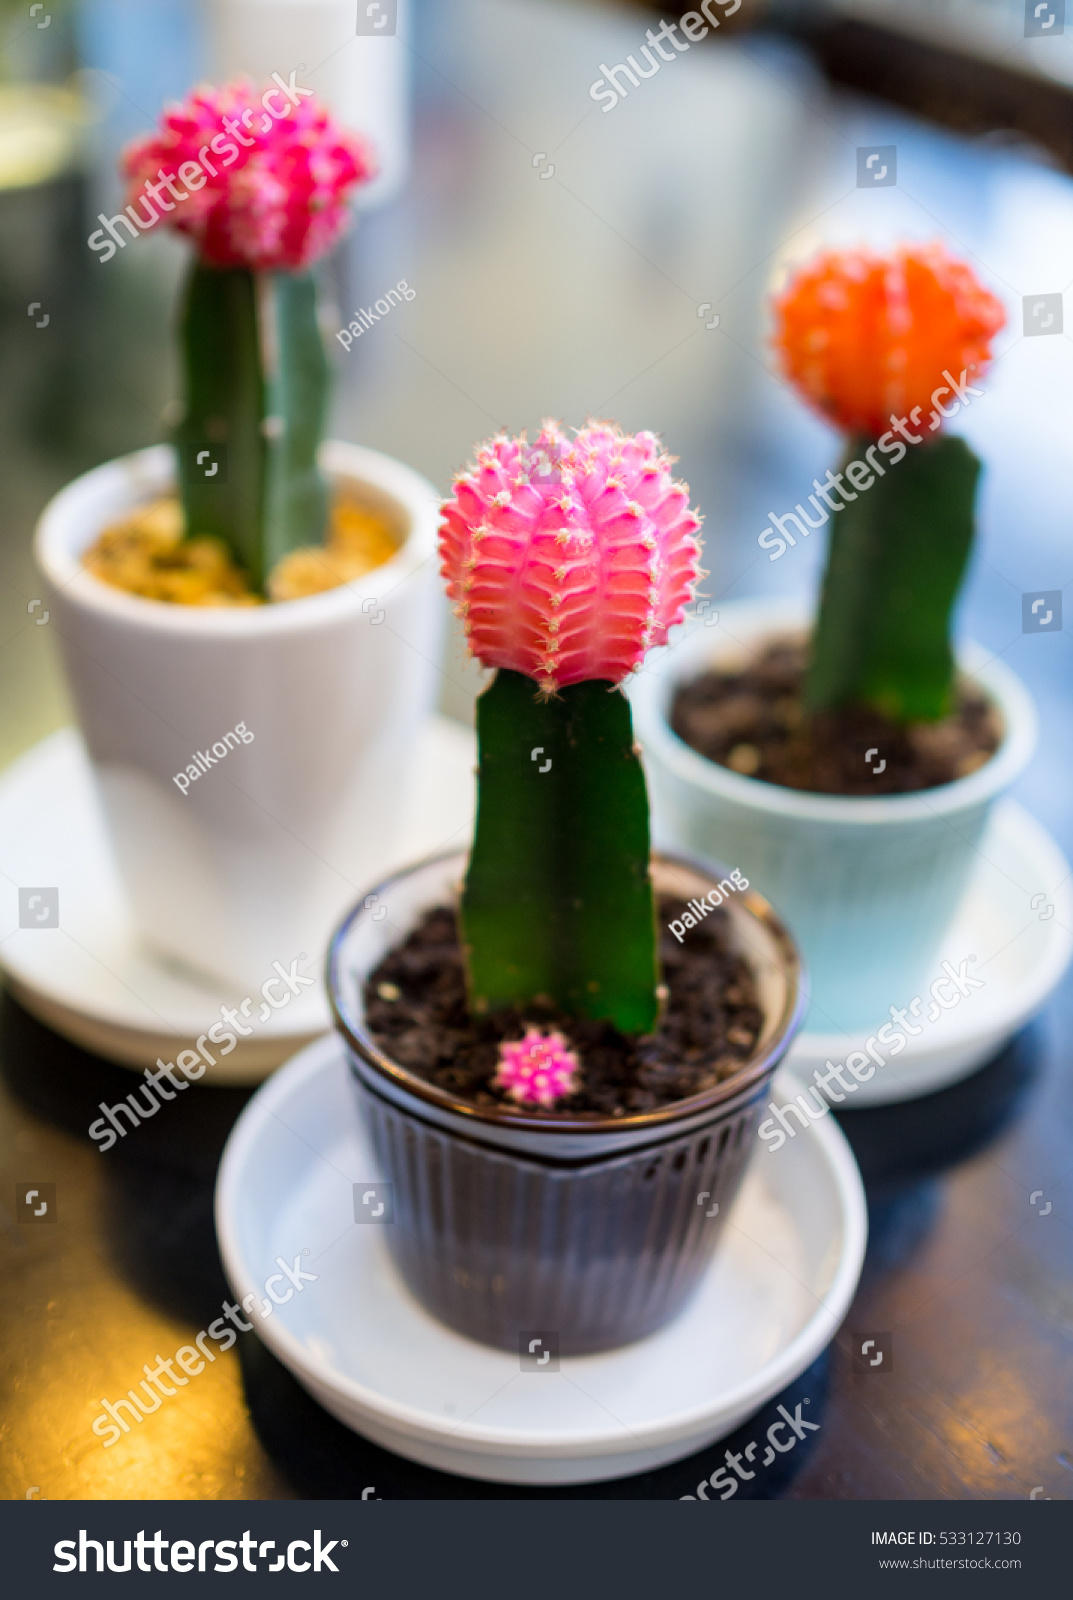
[121,80,375,272]
[439,420,703,692]
[493,1029,580,1108]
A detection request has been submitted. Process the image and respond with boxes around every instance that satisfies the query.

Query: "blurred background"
[2,0,1072,846]
[2,0,1073,1504]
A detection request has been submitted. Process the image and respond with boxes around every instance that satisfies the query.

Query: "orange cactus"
[773,244,1006,440]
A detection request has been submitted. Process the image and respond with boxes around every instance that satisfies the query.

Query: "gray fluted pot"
[329,850,805,1355]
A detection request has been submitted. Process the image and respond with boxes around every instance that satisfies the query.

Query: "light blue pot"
[629,598,1038,1033]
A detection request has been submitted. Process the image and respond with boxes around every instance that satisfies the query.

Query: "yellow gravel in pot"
[85,497,397,605]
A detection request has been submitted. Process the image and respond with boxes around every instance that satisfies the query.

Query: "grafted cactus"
[440,420,703,1037]
[122,81,375,592]
[773,244,1005,723]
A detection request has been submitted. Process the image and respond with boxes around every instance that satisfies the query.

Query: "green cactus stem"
[176,265,264,584]
[461,669,659,1035]
[805,434,982,724]
[176,261,329,593]
[261,271,330,576]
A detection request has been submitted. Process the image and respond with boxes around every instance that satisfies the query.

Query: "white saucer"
[0,719,475,1082]
[785,798,1073,1106]
[214,1033,867,1485]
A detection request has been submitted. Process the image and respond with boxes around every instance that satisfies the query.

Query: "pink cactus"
[122,80,375,272]
[493,1029,580,1108]
[439,421,703,692]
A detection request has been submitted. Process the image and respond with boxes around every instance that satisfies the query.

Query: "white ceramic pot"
[34,441,443,992]
[629,597,1038,1033]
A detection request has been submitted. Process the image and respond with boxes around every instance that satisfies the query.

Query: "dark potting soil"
[362,899,763,1117]
[670,636,1002,797]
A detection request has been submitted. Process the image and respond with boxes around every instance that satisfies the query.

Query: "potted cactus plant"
[630,244,1036,1035]
[33,80,443,991]
[328,421,806,1355]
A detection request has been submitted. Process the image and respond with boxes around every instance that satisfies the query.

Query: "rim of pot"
[630,597,1038,826]
[32,441,439,638]
[327,847,807,1138]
